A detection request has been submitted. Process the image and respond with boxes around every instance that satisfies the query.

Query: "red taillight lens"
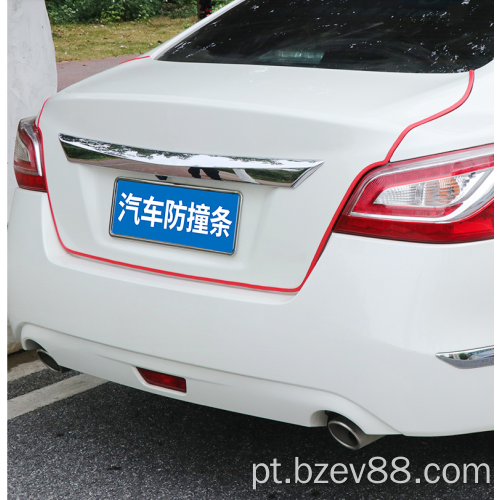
[13,117,46,192]
[334,145,494,243]
[137,368,187,393]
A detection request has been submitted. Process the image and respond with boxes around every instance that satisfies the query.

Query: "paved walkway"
[57,54,141,91]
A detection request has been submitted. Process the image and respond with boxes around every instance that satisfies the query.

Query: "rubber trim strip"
[37,70,475,293]
[119,55,151,65]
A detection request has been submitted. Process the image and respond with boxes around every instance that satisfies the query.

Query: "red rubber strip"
[119,55,151,65]
[38,70,475,293]
[384,70,475,163]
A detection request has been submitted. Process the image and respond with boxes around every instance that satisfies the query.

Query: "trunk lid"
[39,59,469,290]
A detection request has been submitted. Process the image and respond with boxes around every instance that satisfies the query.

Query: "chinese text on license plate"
[110,179,241,254]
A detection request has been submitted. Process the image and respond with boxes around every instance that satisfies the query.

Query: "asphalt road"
[8,353,493,500]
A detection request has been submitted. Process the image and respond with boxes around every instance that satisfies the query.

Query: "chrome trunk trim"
[436,346,494,369]
[58,134,323,188]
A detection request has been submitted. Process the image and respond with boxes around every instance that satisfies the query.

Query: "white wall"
[8,0,57,351]
[8,0,57,219]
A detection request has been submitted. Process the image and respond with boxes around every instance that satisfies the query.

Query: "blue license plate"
[110,179,241,254]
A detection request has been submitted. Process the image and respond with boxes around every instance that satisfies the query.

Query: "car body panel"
[40,60,470,289]
[8,189,493,436]
[392,62,494,162]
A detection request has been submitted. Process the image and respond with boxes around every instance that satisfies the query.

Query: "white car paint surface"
[8,0,493,443]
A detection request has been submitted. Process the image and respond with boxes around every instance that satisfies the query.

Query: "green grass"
[52,16,197,62]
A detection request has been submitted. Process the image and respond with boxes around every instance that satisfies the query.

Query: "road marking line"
[8,374,106,420]
[8,359,47,382]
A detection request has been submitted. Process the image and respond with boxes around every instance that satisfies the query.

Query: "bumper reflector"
[137,368,187,393]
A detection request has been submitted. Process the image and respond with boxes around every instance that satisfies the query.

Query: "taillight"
[13,117,46,192]
[334,145,494,243]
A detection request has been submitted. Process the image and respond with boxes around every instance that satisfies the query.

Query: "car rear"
[8,0,493,443]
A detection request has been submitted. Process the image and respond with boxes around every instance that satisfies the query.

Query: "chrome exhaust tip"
[36,349,70,373]
[327,414,384,450]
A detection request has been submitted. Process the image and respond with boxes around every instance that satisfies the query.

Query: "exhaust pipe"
[36,349,70,373]
[327,414,384,450]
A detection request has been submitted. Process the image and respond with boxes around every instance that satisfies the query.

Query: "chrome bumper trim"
[436,346,494,369]
[58,134,323,188]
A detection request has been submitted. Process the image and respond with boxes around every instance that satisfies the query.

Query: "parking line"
[8,374,106,420]
[8,359,46,382]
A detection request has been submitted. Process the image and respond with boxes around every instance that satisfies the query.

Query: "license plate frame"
[109,177,242,255]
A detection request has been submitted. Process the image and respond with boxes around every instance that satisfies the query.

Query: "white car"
[9,0,493,449]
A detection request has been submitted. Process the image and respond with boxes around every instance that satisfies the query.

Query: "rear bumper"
[8,188,493,436]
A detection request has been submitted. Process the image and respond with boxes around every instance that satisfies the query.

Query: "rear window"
[158,0,493,73]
